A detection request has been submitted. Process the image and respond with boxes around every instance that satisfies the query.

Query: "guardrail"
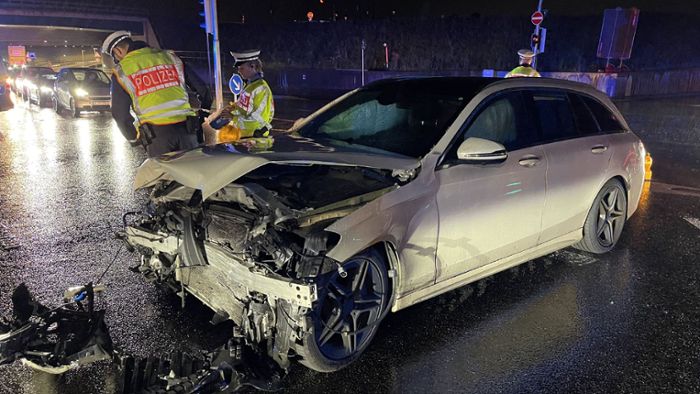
[0,0,146,15]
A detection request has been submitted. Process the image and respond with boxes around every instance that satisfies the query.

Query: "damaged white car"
[122,77,645,372]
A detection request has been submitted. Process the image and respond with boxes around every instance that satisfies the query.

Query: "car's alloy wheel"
[297,248,390,372]
[52,96,60,113]
[574,179,627,254]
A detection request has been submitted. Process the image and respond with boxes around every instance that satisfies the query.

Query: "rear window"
[532,92,577,141]
[582,97,625,132]
[568,93,600,135]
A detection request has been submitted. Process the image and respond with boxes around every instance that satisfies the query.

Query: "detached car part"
[0,283,113,374]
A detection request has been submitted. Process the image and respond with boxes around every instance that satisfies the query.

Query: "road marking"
[684,217,700,231]
[650,182,700,198]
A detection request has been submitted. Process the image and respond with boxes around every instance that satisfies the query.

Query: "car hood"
[134,132,420,199]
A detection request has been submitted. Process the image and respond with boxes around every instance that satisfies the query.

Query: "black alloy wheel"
[297,249,390,372]
[574,179,627,254]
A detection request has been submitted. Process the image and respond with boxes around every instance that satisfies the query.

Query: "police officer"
[101,31,202,157]
[505,49,541,78]
[210,50,275,144]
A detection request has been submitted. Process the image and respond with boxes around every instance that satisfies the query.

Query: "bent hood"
[134,132,420,199]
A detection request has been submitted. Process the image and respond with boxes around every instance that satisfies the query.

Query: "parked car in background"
[53,68,111,117]
[0,62,12,112]
[122,77,645,373]
[23,67,56,106]
[11,66,53,99]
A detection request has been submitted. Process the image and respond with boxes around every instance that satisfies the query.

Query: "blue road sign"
[229,74,243,95]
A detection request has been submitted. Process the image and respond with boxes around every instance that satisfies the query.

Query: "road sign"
[8,45,26,65]
[27,52,36,60]
[531,11,544,26]
[229,73,243,95]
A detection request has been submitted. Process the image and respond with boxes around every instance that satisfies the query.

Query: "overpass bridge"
[0,0,160,67]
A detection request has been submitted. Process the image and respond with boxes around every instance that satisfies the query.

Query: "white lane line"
[683,217,700,231]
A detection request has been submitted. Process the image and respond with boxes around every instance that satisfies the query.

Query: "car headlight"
[40,86,53,93]
[74,88,89,97]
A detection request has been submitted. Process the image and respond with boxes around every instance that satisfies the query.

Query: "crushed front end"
[121,163,400,368]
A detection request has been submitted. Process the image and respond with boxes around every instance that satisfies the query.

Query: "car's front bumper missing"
[124,226,318,311]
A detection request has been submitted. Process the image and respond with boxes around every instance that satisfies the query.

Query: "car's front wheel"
[574,178,627,254]
[297,248,390,372]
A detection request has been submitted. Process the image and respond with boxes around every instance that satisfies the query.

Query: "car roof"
[362,75,616,111]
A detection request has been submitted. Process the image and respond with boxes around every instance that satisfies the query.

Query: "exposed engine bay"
[122,163,407,369]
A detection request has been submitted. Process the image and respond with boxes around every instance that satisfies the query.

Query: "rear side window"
[582,97,625,133]
[459,91,537,151]
[532,92,577,141]
[568,94,600,135]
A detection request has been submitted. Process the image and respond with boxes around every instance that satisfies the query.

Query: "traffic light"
[531,33,540,48]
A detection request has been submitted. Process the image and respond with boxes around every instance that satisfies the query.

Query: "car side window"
[582,96,626,133]
[568,93,600,135]
[532,91,577,141]
[459,91,535,151]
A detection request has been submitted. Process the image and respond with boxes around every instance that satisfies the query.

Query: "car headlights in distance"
[74,88,89,97]
[40,86,53,93]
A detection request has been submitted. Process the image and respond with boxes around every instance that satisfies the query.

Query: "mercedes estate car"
[53,67,111,116]
[122,77,645,372]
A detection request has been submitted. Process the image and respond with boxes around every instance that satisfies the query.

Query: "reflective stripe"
[114,66,142,113]
[140,108,193,124]
[144,97,189,114]
[248,88,271,129]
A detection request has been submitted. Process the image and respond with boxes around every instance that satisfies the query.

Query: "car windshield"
[25,68,54,77]
[296,78,490,158]
[72,70,110,85]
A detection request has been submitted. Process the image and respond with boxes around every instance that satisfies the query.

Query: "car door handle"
[518,156,541,167]
[591,145,608,154]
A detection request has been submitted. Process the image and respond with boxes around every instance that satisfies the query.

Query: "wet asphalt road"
[0,94,699,393]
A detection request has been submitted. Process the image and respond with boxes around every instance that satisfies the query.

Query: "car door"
[532,90,613,244]
[55,71,70,107]
[434,90,547,282]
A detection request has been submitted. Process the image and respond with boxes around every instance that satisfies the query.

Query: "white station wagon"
[123,77,645,372]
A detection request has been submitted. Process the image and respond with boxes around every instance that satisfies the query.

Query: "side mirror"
[456,137,507,162]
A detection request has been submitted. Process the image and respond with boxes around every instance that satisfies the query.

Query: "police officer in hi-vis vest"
[505,49,542,78]
[101,31,204,157]
[206,50,275,145]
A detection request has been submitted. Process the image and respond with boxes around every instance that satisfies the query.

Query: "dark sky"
[139,0,698,24]
[210,0,699,22]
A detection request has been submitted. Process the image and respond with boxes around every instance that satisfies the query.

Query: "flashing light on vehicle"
[74,88,89,97]
[40,86,53,93]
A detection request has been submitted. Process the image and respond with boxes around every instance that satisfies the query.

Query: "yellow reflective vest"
[229,76,274,138]
[505,65,541,78]
[113,47,195,127]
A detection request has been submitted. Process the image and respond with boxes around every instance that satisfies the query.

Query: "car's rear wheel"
[297,248,390,372]
[574,179,627,254]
